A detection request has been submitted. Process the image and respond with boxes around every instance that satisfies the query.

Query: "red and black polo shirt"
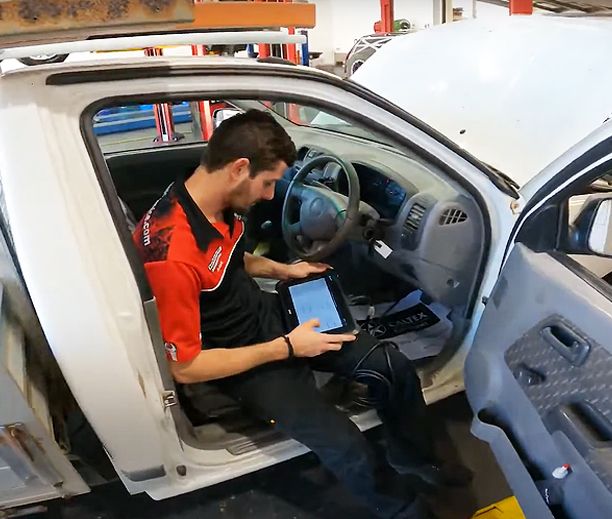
[133,178,265,363]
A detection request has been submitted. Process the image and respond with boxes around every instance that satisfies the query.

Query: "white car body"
[1,18,612,517]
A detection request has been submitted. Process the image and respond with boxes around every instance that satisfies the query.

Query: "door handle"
[540,324,591,366]
[545,402,612,455]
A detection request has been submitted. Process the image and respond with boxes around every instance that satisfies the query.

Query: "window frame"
[516,156,612,301]
[80,88,494,329]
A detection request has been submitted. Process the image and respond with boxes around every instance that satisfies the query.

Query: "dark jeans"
[208,294,435,518]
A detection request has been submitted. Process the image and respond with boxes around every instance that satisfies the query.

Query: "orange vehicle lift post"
[509,0,533,14]
[144,46,183,142]
[374,0,394,33]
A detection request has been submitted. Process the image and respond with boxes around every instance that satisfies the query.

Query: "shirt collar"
[173,176,236,251]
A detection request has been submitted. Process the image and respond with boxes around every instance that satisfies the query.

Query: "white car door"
[465,122,612,519]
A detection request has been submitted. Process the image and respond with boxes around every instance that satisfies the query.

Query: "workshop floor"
[40,394,512,519]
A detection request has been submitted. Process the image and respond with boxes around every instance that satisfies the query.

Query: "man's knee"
[267,397,368,456]
[353,342,421,404]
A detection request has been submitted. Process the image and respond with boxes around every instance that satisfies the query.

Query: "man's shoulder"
[133,189,195,264]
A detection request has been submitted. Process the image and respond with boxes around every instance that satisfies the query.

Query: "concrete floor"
[40,394,512,519]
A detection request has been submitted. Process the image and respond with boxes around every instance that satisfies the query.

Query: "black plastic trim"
[528,138,612,211]
[513,139,612,258]
[550,251,612,303]
[48,63,518,198]
[515,155,612,256]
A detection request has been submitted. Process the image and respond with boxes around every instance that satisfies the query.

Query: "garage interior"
[2,1,612,519]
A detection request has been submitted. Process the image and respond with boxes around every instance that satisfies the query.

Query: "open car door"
[0,223,89,511]
[465,126,612,519]
[467,244,612,519]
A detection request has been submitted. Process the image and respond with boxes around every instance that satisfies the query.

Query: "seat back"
[119,197,138,232]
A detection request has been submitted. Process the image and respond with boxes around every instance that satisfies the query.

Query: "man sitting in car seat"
[133,109,457,519]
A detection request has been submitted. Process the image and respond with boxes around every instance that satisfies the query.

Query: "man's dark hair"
[202,109,297,177]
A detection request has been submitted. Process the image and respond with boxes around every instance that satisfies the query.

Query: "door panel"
[466,244,612,519]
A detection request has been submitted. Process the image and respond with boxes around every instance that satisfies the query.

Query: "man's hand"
[287,319,356,358]
[284,261,331,280]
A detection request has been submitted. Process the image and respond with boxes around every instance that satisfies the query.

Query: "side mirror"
[570,195,612,258]
[588,199,612,256]
[213,108,242,129]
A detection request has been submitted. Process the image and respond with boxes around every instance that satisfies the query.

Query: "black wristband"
[282,335,295,359]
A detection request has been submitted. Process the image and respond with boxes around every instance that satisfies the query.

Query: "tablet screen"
[288,277,343,332]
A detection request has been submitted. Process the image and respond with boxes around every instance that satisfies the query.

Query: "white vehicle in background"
[1,14,612,519]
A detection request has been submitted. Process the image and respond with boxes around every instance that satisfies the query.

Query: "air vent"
[306,148,322,159]
[404,203,427,234]
[439,208,468,225]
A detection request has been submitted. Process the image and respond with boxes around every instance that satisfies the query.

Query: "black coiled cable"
[350,339,399,407]
[347,293,405,407]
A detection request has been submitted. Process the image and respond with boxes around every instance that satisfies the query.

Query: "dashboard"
[292,147,413,220]
[349,163,408,219]
[288,146,483,308]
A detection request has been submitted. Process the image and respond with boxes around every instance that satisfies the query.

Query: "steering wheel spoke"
[306,240,326,256]
[287,221,303,237]
[288,182,305,200]
[281,155,360,261]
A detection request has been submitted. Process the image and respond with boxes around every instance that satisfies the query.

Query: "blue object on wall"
[93,103,192,136]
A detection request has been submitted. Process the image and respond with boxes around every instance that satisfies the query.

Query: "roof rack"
[0,31,306,61]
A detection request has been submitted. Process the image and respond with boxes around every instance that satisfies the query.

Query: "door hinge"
[161,391,177,410]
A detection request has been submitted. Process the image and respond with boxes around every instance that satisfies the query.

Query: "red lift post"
[190,0,213,142]
[284,0,298,64]
[146,0,313,142]
[509,0,533,15]
[256,0,271,58]
[375,0,394,33]
[144,46,181,143]
[190,41,215,142]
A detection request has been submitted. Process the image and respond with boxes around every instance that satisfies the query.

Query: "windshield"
[258,101,395,145]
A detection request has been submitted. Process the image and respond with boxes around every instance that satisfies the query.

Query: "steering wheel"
[282,155,361,261]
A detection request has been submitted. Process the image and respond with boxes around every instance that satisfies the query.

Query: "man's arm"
[244,252,330,280]
[169,339,287,384]
[146,259,355,385]
[170,319,356,384]
[243,252,290,280]
[147,260,291,383]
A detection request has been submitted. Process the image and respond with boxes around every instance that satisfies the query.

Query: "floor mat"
[350,290,453,360]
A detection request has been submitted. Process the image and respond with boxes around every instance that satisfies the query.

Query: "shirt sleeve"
[144,260,202,363]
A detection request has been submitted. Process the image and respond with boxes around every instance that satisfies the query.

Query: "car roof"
[0,55,317,81]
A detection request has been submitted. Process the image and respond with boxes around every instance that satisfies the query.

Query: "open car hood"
[352,15,612,187]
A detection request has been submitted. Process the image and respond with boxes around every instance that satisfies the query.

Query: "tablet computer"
[277,271,358,334]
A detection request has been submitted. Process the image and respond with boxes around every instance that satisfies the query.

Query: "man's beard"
[228,183,256,215]
[231,204,251,216]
